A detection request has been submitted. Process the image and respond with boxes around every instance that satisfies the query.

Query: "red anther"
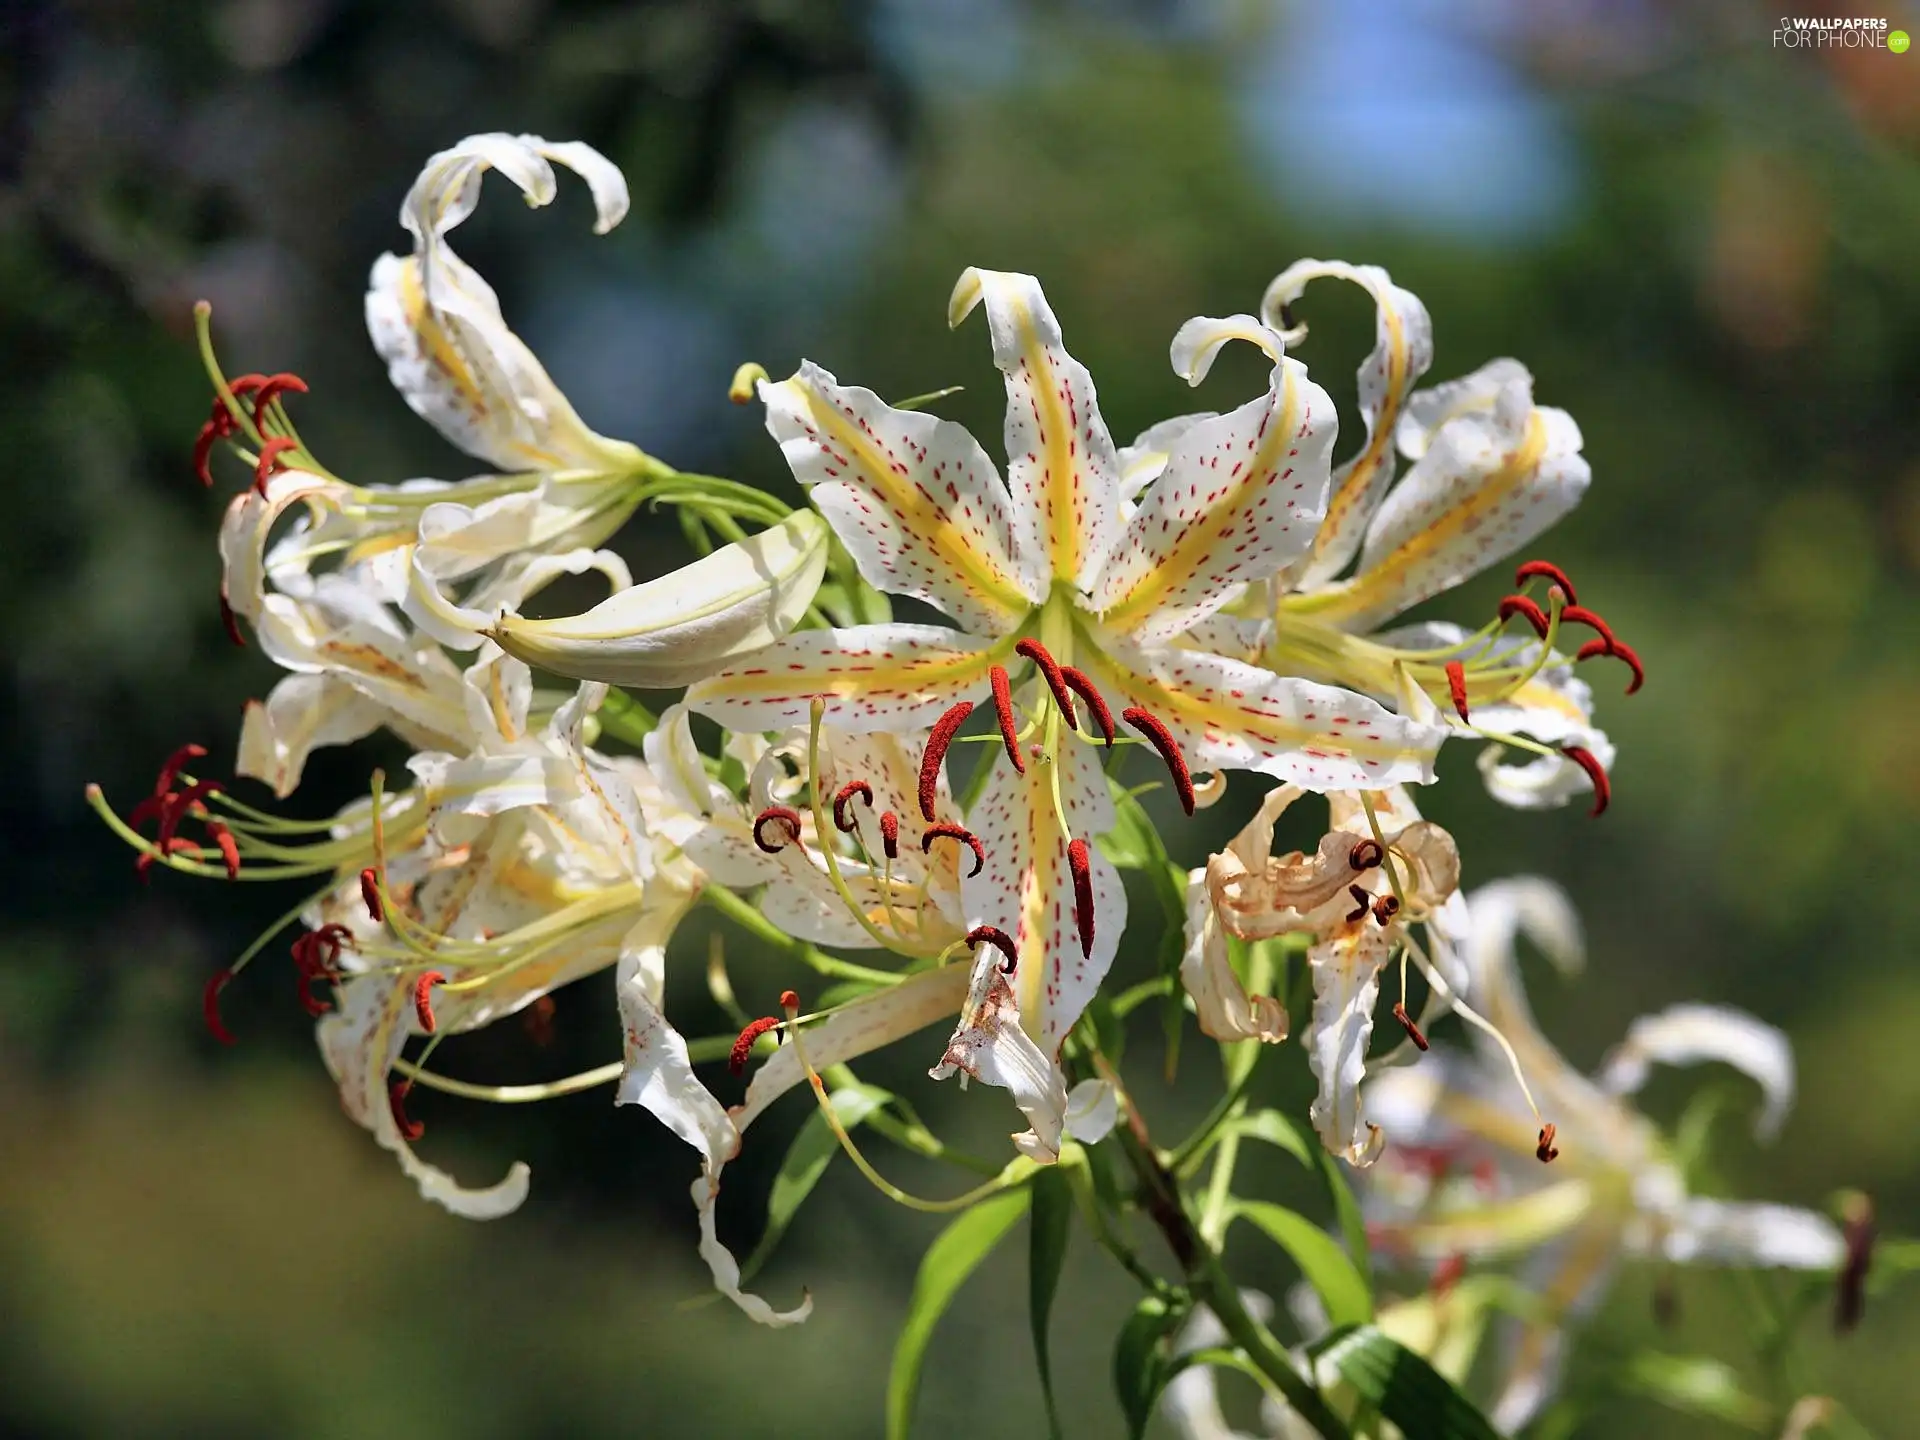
[414,970,446,1034]
[879,810,900,860]
[1835,1196,1876,1334]
[1561,745,1611,818]
[966,924,1019,975]
[250,372,309,414]
[203,968,237,1045]
[729,1016,783,1075]
[1496,595,1551,639]
[831,780,873,833]
[1015,639,1078,728]
[1349,838,1384,871]
[1514,560,1578,605]
[154,743,209,799]
[219,588,246,648]
[225,374,268,399]
[753,805,803,854]
[1575,637,1643,695]
[1536,1123,1559,1164]
[1393,1001,1430,1051]
[252,436,299,494]
[1345,884,1371,924]
[1431,1253,1467,1298]
[291,935,331,1017]
[524,994,557,1048]
[1059,667,1115,747]
[135,836,201,881]
[1558,606,1616,647]
[127,794,170,830]
[920,700,974,821]
[1067,838,1095,959]
[204,820,240,879]
[1445,661,1470,722]
[311,923,353,966]
[922,821,985,878]
[779,989,800,1012]
[1371,893,1400,926]
[1121,707,1194,815]
[155,781,223,849]
[389,1081,425,1141]
[988,665,1024,774]
[192,417,225,486]
[359,867,384,922]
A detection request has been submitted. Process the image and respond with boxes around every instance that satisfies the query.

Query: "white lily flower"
[1222,260,1635,815]
[1360,878,1844,1431]
[691,267,1445,792]
[1202,783,1465,1166]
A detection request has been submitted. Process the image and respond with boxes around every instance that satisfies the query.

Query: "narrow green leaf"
[1311,1324,1501,1440]
[1029,1166,1074,1440]
[1101,780,1167,870]
[1618,1352,1772,1431]
[1315,1144,1373,1287]
[1112,1292,1190,1439]
[738,1083,889,1283]
[1225,1108,1315,1168]
[886,1188,1031,1440]
[1231,1200,1373,1328]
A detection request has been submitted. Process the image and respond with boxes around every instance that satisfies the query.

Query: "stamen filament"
[781,994,1021,1213]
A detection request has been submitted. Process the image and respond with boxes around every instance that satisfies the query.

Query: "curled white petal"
[1597,1003,1796,1143]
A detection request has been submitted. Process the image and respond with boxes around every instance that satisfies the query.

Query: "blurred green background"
[4,1,1917,1435]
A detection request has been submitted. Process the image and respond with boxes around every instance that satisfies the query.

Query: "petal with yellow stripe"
[1091,315,1335,644]
[949,267,1119,589]
[365,133,645,476]
[961,728,1124,1053]
[760,362,1042,634]
[1085,637,1446,792]
[1262,260,1434,588]
[1289,362,1589,633]
[687,622,1001,734]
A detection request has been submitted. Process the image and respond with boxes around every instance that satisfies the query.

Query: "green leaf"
[1617,1352,1771,1431]
[1230,1200,1373,1328]
[1311,1324,1501,1440]
[1101,780,1168,870]
[1029,1166,1074,1440]
[1112,1291,1191,1439]
[739,1083,889,1283]
[1226,1108,1315,1169]
[886,1188,1031,1440]
[1315,1144,1373,1288]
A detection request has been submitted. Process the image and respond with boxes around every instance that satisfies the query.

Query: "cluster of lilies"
[92,132,1852,1429]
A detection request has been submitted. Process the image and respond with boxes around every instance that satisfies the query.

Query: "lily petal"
[1261,260,1434,588]
[1288,361,1589,633]
[930,946,1072,1162]
[1597,1004,1796,1143]
[1086,638,1447,791]
[237,672,387,799]
[688,621,1000,733]
[317,970,530,1219]
[687,965,971,1326]
[760,362,1042,633]
[1307,926,1394,1166]
[1090,316,1335,645]
[486,510,829,686]
[964,726,1124,1052]
[1181,869,1288,1044]
[366,133,643,476]
[1118,413,1216,505]
[1660,1200,1845,1269]
[949,267,1119,589]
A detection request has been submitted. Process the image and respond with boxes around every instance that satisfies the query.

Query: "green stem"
[700,884,908,989]
[1109,1089,1351,1439]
